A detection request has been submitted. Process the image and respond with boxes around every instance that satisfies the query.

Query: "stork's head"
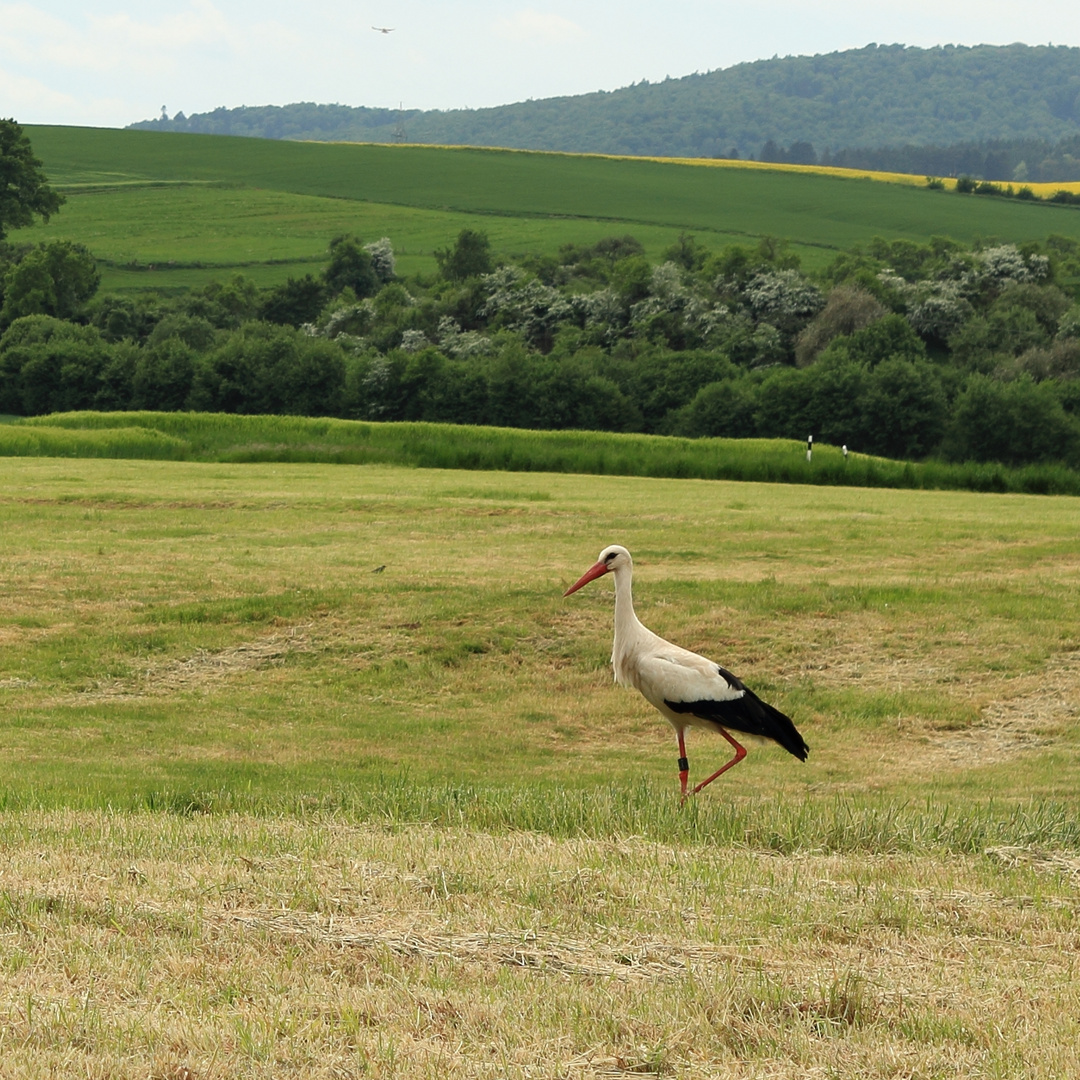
[563,545,632,596]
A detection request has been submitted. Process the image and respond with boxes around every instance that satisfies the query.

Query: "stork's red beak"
[564,560,609,596]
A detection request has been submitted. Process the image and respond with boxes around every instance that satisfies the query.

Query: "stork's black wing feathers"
[665,680,809,761]
[715,665,745,691]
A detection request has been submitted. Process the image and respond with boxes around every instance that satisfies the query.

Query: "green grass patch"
[0,422,188,459]
[144,588,341,625]
[7,410,1080,495]
[22,182,769,292]
[4,779,1076,857]
[111,784,1080,855]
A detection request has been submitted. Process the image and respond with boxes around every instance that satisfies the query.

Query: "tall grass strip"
[9,411,1080,496]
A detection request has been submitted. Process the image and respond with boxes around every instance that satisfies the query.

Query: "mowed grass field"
[1,456,1080,1077]
[22,125,1080,291]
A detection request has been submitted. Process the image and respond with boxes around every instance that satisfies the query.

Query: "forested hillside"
[130,43,1080,173]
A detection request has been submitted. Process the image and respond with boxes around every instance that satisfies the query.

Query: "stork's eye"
[604,552,616,562]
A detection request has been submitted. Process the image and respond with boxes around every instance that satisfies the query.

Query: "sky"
[2,0,1078,129]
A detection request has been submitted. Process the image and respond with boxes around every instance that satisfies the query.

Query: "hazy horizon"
[3,2,1079,130]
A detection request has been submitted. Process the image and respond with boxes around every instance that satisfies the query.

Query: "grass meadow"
[20,184,741,294]
[22,125,1080,292]
[1,453,1079,1076]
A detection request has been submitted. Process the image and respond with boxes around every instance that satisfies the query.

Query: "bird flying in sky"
[372,26,395,34]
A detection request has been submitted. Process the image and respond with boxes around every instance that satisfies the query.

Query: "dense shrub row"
[3,227,1080,469]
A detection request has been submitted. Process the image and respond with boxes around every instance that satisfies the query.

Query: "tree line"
[4,223,1080,470]
[758,135,1080,184]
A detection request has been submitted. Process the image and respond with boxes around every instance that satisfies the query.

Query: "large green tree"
[0,120,64,239]
[323,235,379,298]
[0,241,100,327]
[435,229,493,282]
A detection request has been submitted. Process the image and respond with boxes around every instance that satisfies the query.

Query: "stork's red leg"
[692,728,747,794]
[677,729,689,800]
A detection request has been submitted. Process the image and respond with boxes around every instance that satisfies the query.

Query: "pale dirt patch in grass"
[0,812,1078,1079]
[672,602,1080,771]
[841,647,1080,771]
[0,676,38,689]
[932,651,1080,764]
[63,625,320,703]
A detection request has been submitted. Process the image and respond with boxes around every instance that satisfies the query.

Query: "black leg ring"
[677,757,689,772]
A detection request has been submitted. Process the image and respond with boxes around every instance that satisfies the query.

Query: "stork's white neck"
[610,564,648,687]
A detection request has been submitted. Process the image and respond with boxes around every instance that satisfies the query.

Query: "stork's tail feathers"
[664,689,809,761]
[744,689,809,761]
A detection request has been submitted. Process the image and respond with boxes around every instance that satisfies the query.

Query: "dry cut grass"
[1,810,1079,1079]
[2,460,1080,1076]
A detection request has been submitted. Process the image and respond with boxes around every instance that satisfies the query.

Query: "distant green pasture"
[22,183,758,293]
[22,125,1080,293]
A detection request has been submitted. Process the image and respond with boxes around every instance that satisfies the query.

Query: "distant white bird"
[372,26,395,33]
[564,545,808,797]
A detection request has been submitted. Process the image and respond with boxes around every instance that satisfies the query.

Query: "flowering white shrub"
[744,270,824,325]
[871,271,976,342]
[360,357,393,417]
[620,262,732,345]
[976,245,1050,286]
[749,322,786,366]
[1055,308,1080,341]
[648,261,685,301]
[876,269,909,295]
[364,238,396,283]
[437,316,494,358]
[481,262,522,289]
[322,300,375,339]
[479,267,574,346]
[693,303,734,345]
[301,300,375,351]
[907,292,974,340]
[399,329,429,353]
[572,288,624,327]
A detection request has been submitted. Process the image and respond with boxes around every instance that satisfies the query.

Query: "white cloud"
[0,1,312,123]
[0,65,80,113]
[0,64,126,125]
[0,1,238,77]
[494,9,586,45]
[90,0,232,52]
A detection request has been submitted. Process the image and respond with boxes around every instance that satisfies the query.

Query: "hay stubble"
[2,458,1080,1076]
[2,812,1079,1078]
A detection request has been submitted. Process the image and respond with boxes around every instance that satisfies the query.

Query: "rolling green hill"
[23,125,1080,293]
[128,43,1080,161]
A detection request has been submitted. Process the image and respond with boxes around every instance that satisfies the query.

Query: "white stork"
[564,545,808,797]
